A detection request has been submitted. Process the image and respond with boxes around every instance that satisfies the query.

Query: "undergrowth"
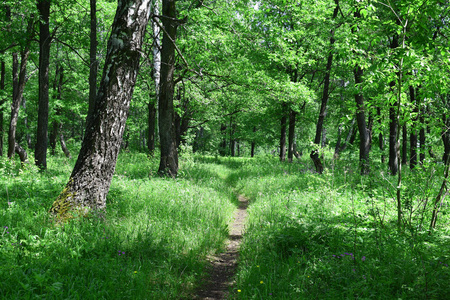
[2,151,450,299]
[0,152,236,299]
[230,155,450,299]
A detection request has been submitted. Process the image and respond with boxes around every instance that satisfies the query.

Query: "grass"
[0,152,236,299]
[230,155,450,299]
[1,151,450,299]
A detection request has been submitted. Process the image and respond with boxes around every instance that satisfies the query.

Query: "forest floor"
[194,195,249,299]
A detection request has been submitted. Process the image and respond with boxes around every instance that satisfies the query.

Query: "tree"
[148,0,161,155]
[157,0,179,177]
[0,60,4,156]
[352,6,371,175]
[50,0,152,218]
[88,0,98,118]
[35,0,51,169]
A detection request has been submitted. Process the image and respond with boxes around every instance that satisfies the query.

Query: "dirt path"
[194,195,248,299]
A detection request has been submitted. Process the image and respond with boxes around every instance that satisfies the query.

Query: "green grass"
[231,155,450,299]
[0,152,236,299]
[2,152,450,299]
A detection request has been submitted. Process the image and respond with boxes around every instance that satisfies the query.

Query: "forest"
[1,0,450,298]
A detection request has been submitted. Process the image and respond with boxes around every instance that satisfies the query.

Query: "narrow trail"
[194,195,249,299]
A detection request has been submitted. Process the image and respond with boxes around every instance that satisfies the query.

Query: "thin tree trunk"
[148,0,161,156]
[230,117,236,157]
[59,124,71,158]
[354,64,370,174]
[8,51,29,159]
[311,0,339,173]
[158,0,178,177]
[0,60,5,157]
[430,157,450,229]
[50,0,151,217]
[409,86,418,169]
[251,126,256,157]
[419,103,426,164]
[389,35,399,176]
[288,109,296,163]
[88,0,98,118]
[148,100,157,154]
[219,123,227,156]
[402,124,407,165]
[35,0,51,169]
[50,63,63,155]
[280,102,287,162]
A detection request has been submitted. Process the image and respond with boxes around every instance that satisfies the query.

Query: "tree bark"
[0,60,5,157]
[35,0,51,169]
[88,0,98,119]
[288,108,296,162]
[50,63,63,155]
[389,35,399,176]
[8,51,29,159]
[230,117,236,157]
[158,0,178,177]
[419,102,426,164]
[280,102,287,162]
[219,123,227,156]
[50,0,152,218]
[59,124,71,158]
[310,0,339,173]
[354,64,370,174]
[402,124,407,165]
[147,100,157,154]
[148,0,161,156]
[251,126,256,157]
[409,86,418,169]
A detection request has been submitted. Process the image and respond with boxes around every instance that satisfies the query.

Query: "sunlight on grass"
[2,153,450,299]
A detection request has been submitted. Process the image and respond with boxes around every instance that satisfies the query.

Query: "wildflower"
[238,289,241,293]
[257,265,259,268]
[260,281,263,284]
[361,256,366,261]
[134,271,137,274]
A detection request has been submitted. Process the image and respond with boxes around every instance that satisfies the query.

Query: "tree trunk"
[8,51,29,159]
[0,60,5,157]
[310,0,339,173]
[288,109,296,162]
[158,0,178,177]
[59,124,71,158]
[442,96,450,164]
[147,100,157,154]
[402,124,407,165]
[409,86,418,169]
[419,103,426,164]
[376,107,385,163]
[35,0,51,169]
[219,123,227,156]
[251,126,256,158]
[388,35,399,176]
[50,63,64,155]
[88,0,98,119]
[50,0,151,218]
[148,0,161,156]
[280,102,287,162]
[354,64,370,174]
[230,117,236,157]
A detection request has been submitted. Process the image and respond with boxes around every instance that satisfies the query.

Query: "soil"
[194,195,249,299]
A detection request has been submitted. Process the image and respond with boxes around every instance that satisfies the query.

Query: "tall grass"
[0,152,236,299]
[231,155,450,299]
[2,151,450,299]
